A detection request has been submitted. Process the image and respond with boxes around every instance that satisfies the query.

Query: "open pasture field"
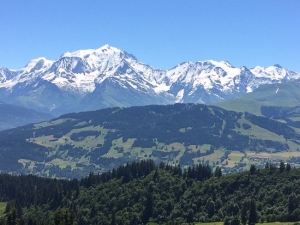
[0,202,6,217]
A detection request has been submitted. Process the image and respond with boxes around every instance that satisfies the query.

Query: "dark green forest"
[0,160,300,225]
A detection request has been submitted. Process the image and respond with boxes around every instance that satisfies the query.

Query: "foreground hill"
[1,103,300,178]
[0,160,300,224]
[0,101,53,131]
[1,45,299,116]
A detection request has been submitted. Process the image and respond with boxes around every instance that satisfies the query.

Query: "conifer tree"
[286,163,291,173]
[6,209,19,225]
[279,161,285,173]
[214,166,222,178]
[249,165,256,175]
[248,199,257,225]
[142,192,153,224]
[241,201,248,225]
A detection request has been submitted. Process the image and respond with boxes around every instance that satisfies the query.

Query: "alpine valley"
[1,45,300,179]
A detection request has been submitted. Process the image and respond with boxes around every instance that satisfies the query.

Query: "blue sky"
[1,1,300,72]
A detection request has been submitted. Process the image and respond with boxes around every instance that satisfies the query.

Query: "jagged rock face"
[0,45,299,116]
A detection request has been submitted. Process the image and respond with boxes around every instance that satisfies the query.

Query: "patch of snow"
[154,83,169,93]
[246,86,253,92]
[175,89,184,103]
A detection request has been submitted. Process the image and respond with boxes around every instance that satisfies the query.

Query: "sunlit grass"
[0,202,7,217]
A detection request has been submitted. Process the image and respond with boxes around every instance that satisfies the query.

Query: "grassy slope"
[0,202,6,217]
[21,105,300,176]
[213,82,300,169]
[214,81,300,115]
[27,120,300,171]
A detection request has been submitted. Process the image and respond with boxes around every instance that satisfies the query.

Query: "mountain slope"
[0,101,53,131]
[214,81,300,117]
[0,45,299,116]
[0,103,299,178]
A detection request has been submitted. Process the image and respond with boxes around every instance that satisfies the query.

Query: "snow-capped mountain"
[0,45,299,116]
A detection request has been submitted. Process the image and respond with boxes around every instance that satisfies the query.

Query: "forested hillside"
[0,160,300,225]
[1,103,300,178]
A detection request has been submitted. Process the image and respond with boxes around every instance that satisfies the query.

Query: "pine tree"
[279,161,285,173]
[214,166,222,178]
[6,209,19,225]
[248,199,257,225]
[286,163,291,173]
[231,216,240,225]
[142,192,153,224]
[187,209,194,223]
[241,201,248,225]
[249,165,256,175]
[111,212,116,225]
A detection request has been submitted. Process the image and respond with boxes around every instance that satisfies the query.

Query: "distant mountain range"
[1,45,299,116]
[0,101,53,131]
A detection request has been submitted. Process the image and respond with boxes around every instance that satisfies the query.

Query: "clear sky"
[1,1,300,72]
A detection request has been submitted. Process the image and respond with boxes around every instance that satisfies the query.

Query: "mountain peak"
[274,64,282,68]
[208,60,233,68]
[61,45,122,59]
[96,44,123,55]
[23,57,53,72]
[196,60,233,69]
[25,57,48,65]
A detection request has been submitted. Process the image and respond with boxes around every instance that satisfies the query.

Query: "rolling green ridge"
[214,81,300,116]
[0,103,300,178]
[0,160,300,224]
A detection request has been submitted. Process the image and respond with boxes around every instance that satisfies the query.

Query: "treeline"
[0,159,213,225]
[80,159,213,188]
[261,105,300,129]
[0,160,300,224]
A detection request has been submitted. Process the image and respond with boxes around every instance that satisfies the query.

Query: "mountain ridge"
[1,103,300,178]
[1,45,299,116]
[215,81,300,115]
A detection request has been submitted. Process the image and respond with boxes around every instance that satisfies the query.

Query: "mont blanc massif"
[1,45,299,116]
[1,44,300,178]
